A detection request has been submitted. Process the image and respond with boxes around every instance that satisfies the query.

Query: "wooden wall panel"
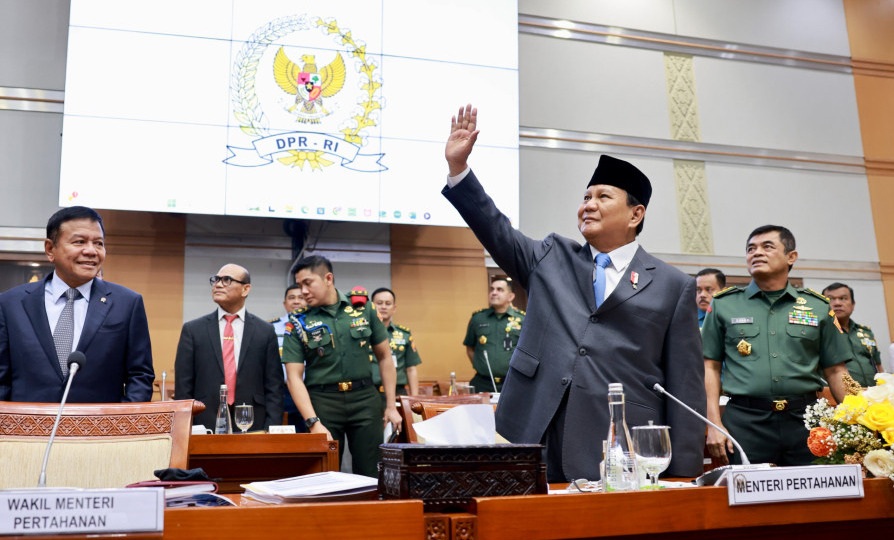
[390,224,488,384]
[100,210,186,381]
[844,0,894,337]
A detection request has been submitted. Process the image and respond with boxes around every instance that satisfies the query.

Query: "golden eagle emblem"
[273,46,346,123]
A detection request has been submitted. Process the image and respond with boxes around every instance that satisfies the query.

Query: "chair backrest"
[0,399,198,489]
[398,394,491,443]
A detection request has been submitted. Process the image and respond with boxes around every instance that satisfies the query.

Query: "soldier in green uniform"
[463,278,525,392]
[370,287,422,402]
[822,282,883,387]
[702,225,852,466]
[282,256,401,477]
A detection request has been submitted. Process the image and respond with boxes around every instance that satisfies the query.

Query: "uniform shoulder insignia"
[268,317,280,324]
[513,308,526,316]
[396,323,412,332]
[712,286,742,299]
[800,288,830,303]
[473,307,489,314]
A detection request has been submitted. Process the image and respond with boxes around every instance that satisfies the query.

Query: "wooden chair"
[0,399,200,489]
[398,393,492,443]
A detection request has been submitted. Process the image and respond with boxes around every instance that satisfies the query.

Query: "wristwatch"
[305,416,320,429]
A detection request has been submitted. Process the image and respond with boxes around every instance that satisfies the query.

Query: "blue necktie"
[593,253,612,308]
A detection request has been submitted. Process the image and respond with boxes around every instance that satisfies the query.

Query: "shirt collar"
[217,306,246,320]
[588,240,639,273]
[49,273,92,302]
[745,280,799,301]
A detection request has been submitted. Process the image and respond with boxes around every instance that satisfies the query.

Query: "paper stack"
[241,472,378,504]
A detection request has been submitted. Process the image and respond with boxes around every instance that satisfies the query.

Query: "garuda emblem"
[225,15,386,173]
[273,47,346,123]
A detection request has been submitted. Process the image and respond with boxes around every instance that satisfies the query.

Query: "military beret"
[587,155,652,208]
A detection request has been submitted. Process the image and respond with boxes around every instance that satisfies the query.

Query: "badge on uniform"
[503,336,512,351]
[479,335,487,345]
[737,339,752,356]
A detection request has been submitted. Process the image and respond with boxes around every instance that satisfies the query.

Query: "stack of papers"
[241,472,378,504]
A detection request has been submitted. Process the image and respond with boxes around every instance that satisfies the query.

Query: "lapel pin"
[100,297,107,303]
[630,271,639,289]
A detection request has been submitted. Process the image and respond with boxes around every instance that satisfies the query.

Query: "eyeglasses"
[209,275,247,286]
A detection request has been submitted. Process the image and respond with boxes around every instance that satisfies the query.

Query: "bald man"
[174,263,282,432]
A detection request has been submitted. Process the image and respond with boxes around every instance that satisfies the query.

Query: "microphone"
[647,379,751,466]
[482,350,498,394]
[38,351,86,487]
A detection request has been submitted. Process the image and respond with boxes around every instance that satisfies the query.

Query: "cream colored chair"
[0,399,199,489]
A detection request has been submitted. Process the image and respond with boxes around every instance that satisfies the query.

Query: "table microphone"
[37,351,86,487]
[647,380,751,486]
[482,350,498,393]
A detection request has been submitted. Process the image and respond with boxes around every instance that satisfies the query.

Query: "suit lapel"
[599,247,654,313]
[205,312,225,376]
[22,277,61,376]
[576,246,598,312]
[78,278,110,353]
[238,314,254,373]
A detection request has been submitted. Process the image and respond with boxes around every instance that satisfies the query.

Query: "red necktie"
[223,314,238,405]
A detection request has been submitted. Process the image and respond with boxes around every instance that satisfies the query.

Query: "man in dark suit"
[174,263,282,431]
[0,206,155,402]
[443,104,706,482]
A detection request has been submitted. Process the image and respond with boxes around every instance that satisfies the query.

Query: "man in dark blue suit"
[0,206,155,402]
[443,104,706,482]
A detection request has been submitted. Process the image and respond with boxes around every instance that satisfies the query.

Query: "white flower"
[863,449,894,478]
[864,373,894,405]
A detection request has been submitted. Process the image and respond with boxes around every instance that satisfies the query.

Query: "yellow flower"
[883,429,894,447]
[858,401,894,432]
[833,394,868,424]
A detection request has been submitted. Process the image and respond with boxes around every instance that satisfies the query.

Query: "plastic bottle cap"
[608,383,623,392]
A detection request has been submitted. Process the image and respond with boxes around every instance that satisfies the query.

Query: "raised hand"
[445,103,480,177]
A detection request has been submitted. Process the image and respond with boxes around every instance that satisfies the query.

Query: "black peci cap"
[587,155,652,207]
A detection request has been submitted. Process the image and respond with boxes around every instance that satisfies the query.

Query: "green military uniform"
[282,290,388,477]
[370,322,422,399]
[841,320,881,387]
[702,282,852,465]
[463,306,525,392]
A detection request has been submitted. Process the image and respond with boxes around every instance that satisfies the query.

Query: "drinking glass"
[235,404,254,434]
[455,383,476,395]
[631,423,671,489]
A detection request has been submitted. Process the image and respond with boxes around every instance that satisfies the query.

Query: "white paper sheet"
[411,404,497,445]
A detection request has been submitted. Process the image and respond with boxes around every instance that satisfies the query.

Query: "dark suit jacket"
[444,171,706,479]
[174,311,282,431]
[0,275,155,402]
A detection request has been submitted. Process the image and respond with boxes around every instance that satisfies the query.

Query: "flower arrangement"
[804,373,894,481]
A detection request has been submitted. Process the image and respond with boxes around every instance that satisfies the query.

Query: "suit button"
[561,378,570,385]
[589,314,599,323]
[578,347,586,356]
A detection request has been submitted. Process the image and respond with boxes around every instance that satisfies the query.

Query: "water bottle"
[215,384,233,434]
[448,371,457,396]
[603,383,638,491]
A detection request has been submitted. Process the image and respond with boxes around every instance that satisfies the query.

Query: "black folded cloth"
[154,467,213,482]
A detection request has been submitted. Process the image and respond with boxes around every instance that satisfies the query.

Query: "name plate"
[726,464,863,506]
[0,488,164,535]
[268,425,297,434]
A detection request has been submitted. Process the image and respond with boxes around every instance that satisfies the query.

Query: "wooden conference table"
[12,477,894,540]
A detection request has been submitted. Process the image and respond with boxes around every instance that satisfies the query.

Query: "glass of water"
[235,403,254,434]
[632,423,672,489]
